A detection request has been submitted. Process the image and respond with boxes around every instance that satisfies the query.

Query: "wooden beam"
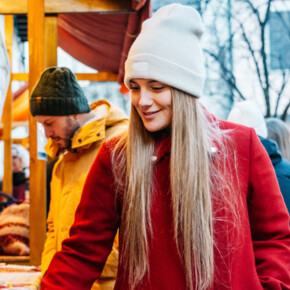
[11,72,118,82]
[2,16,13,195]
[75,72,118,82]
[28,0,46,266]
[46,0,131,13]
[12,73,29,81]
[45,15,58,68]
[0,0,131,14]
[0,1,27,14]
[0,121,29,130]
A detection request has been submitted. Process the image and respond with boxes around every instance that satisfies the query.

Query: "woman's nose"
[139,89,153,107]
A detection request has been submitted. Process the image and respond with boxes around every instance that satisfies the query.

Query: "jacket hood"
[259,136,282,166]
[45,100,128,159]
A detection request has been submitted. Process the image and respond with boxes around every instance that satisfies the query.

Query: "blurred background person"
[228,100,290,213]
[0,144,29,204]
[227,100,268,139]
[11,144,29,203]
[266,117,290,161]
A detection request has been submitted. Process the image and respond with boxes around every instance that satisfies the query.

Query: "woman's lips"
[142,110,160,119]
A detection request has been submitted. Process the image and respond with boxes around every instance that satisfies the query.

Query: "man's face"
[35,115,80,150]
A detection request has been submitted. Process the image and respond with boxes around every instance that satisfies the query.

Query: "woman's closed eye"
[151,86,164,91]
[130,85,140,91]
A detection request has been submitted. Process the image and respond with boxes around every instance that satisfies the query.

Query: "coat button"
[78,139,82,143]
[97,133,101,137]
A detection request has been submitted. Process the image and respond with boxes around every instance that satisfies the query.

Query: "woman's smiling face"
[130,79,172,132]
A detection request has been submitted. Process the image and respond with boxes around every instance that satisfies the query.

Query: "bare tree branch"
[281,101,290,121]
[274,69,289,116]
[204,49,246,100]
[233,17,264,89]
[201,0,289,118]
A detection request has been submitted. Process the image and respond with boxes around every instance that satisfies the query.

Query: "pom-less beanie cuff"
[125,54,205,98]
[30,67,91,116]
[30,97,90,116]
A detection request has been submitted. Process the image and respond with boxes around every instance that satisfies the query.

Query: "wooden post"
[28,0,46,266]
[2,15,13,195]
[45,15,58,68]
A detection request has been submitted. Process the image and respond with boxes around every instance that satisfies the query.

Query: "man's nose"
[44,127,53,139]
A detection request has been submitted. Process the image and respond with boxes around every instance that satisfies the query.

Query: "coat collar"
[153,132,171,166]
[151,108,219,165]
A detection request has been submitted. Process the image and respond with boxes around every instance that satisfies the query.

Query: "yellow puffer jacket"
[41,100,128,290]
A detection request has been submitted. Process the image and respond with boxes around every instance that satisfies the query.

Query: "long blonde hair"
[112,88,238,290]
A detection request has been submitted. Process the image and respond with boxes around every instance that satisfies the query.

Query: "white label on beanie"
[132,62,149,76]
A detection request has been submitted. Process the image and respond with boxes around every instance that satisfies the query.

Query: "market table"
[0,264,40,289]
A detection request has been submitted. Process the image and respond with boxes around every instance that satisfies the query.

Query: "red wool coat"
[41,120,290,289]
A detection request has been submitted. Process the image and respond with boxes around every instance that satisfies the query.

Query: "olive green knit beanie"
[30,67,91,116]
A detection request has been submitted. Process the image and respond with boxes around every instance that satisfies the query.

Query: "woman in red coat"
[41,4,290,290]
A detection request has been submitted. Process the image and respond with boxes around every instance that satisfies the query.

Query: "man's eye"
[130,86,139,91]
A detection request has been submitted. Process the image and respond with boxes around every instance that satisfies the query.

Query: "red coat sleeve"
[247,128,290,289]
[41,141,120,289]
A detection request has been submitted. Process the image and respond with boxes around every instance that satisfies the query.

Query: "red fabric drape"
[58,0,151,83]
[118,0,151,82]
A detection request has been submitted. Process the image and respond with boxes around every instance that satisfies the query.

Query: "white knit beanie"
[227,100,268,138]
[124,3,205,98]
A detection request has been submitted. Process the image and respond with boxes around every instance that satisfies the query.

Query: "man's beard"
[59,117,80,151]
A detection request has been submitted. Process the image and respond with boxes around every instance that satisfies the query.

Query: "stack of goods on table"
[0,264,41,289]
[0,202,29,256]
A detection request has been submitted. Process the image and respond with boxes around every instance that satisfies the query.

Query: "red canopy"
[58,0,151,82]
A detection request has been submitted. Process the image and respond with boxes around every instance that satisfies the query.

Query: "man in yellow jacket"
[30,67,128,289]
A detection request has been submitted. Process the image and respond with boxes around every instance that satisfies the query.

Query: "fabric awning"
[58,0,151,82]
[12,84,29,122]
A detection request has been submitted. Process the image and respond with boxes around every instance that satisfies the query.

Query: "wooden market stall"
[0,0,150,269]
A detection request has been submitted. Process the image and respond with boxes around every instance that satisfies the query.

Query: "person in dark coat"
[228,100,290,214]
[259,136,290,213]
